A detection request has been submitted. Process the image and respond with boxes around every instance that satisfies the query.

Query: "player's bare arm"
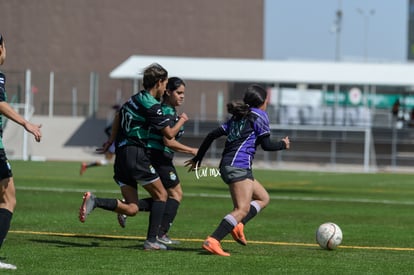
[0,101,42,142]
[163,136,197,155]
[162,112,188,139]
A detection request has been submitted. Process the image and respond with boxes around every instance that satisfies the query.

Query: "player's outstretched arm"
[0,101,42,142]
[259,135,290,151]
[163,136,197,155]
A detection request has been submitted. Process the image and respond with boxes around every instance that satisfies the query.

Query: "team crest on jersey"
[169,171,177,181]
[228,119,246,142]
[149,165,156,174]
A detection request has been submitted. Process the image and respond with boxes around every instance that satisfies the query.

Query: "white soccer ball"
[316,222,343,250]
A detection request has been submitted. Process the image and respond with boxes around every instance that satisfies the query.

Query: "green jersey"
[147,104,184,158]
[0,71,7,149]
[116,90,170,148]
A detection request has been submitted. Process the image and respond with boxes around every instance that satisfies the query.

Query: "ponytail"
[227,101,250,120]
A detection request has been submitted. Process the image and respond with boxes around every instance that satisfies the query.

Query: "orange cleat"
[202,236,230,256]
[80,162,87,175]
[231,222,247,246]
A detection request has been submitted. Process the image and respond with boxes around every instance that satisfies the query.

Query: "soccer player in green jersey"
[79,63,188,250]
[117,77,197,246]
[0,34,42,270]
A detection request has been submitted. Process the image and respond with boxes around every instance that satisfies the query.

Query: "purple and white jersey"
[220,108,270,169]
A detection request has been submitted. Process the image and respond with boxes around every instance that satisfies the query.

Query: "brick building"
[0,0,264,119]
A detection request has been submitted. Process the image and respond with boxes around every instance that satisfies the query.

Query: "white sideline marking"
[16,186,414,206]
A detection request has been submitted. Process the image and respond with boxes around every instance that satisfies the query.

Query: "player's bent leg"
[0,177,16,212]
[251,179,270,209]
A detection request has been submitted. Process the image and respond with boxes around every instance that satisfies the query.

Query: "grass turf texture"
[2,160,414,274]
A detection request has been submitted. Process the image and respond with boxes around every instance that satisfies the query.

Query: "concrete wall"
[3,115,108,161]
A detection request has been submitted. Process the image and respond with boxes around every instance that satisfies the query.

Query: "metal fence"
[5,70,414,171]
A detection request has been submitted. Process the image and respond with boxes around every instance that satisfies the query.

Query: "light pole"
[331,0,343,61]
[356,8,375,61]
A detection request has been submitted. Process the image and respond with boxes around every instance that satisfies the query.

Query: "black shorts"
[148,149,180,189]
[0,149,12,180]
[219,165,253,184]
[113,145,159,188]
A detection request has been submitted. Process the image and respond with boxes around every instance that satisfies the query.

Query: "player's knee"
[157,189,168,201]
[263,194,270,207]
[257,194,270,209]
[2,196,16,211]
[125,204,139,216]
[11,198,16,210]
[262,198,270,209]
[168,189,183,202]
[176,187,183,197]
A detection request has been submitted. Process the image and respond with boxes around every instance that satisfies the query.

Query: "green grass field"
[2,160,414,274]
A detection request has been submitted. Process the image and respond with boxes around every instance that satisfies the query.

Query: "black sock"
[241,205,258,225]
[159,198,180,236]
[138,198,153,211]
[87,162,99,168]
[95,198,118,211]
[146,200,166,242]
[211,219,234,241]
[0,208,13,249]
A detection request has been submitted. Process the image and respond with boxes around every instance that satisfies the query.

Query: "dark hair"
[166,77,185,92]
[142,63,168,90]
[0,34,3,46]
[227,101,250,120]
[163,77,186,101]
[227,84,267,119]
[243,84,267,108]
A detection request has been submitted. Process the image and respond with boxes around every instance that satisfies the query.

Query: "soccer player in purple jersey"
[186,84,290,256]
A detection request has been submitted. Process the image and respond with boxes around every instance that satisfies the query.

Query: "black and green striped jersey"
[147,104,184,158]
[116,90,170,148]
[0,71,7,149]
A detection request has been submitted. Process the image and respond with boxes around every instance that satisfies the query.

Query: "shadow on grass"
[30,239,101,248]
[29,235,202,253]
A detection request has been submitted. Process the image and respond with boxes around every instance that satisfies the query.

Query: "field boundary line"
[9,230,414,252]
[16,186,414,206]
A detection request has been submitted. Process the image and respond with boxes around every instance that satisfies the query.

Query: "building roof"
[109,55,414,87]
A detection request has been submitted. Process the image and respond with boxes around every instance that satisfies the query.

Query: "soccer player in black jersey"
[0,34,42,269]
[79,63,188,250]
[117,77,197,246]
